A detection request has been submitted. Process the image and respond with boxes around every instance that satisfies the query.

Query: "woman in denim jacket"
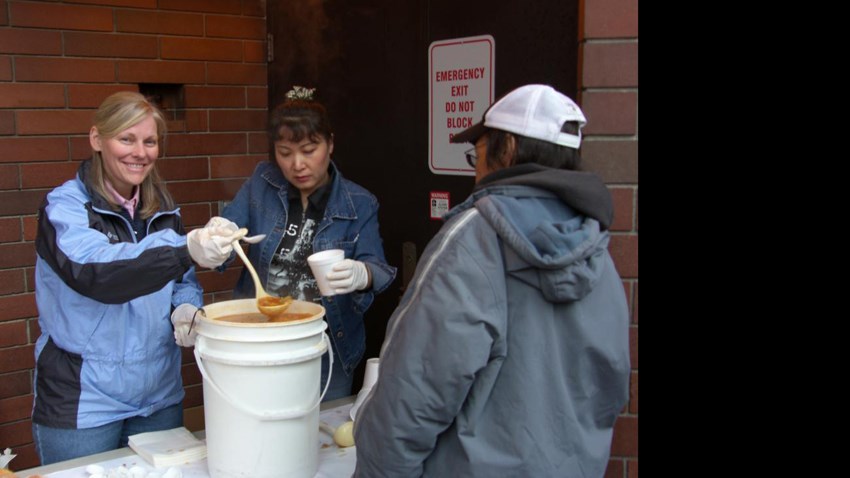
[222,87,397,401]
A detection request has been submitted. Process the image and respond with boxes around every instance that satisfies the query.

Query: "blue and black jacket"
[33,160,203,429]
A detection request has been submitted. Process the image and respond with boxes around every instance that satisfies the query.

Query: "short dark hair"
[486,121,582,171]
[268,99,334,144]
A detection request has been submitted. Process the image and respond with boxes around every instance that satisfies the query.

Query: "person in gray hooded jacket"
[353,84,630,477]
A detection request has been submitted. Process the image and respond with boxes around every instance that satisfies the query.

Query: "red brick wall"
[580,0,639,476]
[1,0,639,472]
[0,0,267,469]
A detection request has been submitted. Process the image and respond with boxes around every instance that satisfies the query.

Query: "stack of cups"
[350,358,379,421]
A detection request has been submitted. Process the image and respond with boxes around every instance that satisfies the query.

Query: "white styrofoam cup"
[307,249,345,296]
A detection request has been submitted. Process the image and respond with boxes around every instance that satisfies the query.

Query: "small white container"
[349,357,379,421]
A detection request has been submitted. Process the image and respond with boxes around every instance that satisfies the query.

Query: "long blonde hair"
[89,91,174,219]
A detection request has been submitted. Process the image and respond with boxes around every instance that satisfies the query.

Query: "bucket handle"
[193,332,334,421]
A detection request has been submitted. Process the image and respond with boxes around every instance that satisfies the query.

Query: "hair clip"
[285,86,316,101]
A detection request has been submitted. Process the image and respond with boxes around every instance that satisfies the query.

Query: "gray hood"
[461,164,613,303]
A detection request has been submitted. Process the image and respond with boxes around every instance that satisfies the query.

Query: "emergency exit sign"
[428,35,495,176]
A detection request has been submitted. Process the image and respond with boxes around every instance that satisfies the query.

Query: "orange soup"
[216,312,314,323]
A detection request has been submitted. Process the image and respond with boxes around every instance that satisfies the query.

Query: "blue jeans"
[33,403,183,466]
[320,346,353,402]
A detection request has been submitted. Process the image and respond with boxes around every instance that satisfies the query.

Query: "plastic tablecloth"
[19,400,356,478]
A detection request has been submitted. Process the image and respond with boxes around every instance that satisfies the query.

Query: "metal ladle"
[230,229,293,318]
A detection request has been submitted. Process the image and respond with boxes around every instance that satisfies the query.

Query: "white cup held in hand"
[308,249,345,296]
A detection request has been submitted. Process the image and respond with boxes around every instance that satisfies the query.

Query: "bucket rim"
[196,335,328,366]
[199,299,326,328]
[198,313,323,328]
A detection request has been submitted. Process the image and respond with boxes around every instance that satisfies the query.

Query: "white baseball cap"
[451,84,587,149]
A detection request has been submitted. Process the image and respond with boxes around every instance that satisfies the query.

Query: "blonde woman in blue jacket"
[33,92,243,465]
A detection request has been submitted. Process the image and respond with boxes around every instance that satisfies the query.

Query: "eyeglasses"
[464,147,477,167]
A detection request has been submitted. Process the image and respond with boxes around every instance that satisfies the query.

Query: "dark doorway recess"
[267,0,579,388]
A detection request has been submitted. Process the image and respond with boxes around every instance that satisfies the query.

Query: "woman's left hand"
[171,303,201,347]
[326,259,370,294]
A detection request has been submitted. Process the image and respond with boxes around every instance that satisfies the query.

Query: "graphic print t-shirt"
[266,172,333,304]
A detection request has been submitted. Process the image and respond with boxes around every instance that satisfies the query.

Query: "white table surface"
[17,396,355,477]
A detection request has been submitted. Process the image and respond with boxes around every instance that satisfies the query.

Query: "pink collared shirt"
[104,181,140,219]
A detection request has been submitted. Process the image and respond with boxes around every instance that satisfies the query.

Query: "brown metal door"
[267,0,580,382]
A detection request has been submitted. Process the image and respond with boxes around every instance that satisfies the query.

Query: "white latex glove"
[205,216,239,233]
[171,303,202,347]
[326,259,370,294]
[1,447,16,469]
[205,216,266,244]
[186,226,246,269]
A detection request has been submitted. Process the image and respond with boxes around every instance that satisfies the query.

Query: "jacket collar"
[77,159,178,217]
[473,163,613,230]
[260,160,358,221]
[78,160,113,211]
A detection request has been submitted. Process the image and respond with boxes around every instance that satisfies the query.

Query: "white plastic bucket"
[194,298,331,478]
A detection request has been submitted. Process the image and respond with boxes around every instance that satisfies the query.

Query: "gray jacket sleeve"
[353,210,507,477]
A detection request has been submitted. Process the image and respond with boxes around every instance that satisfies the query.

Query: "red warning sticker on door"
[430,191,450,220]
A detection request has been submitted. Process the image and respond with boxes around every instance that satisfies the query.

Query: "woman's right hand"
[204,216,240,233]
[186,217,246,269]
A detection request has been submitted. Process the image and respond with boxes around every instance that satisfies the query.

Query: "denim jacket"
[222,161,396,375]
